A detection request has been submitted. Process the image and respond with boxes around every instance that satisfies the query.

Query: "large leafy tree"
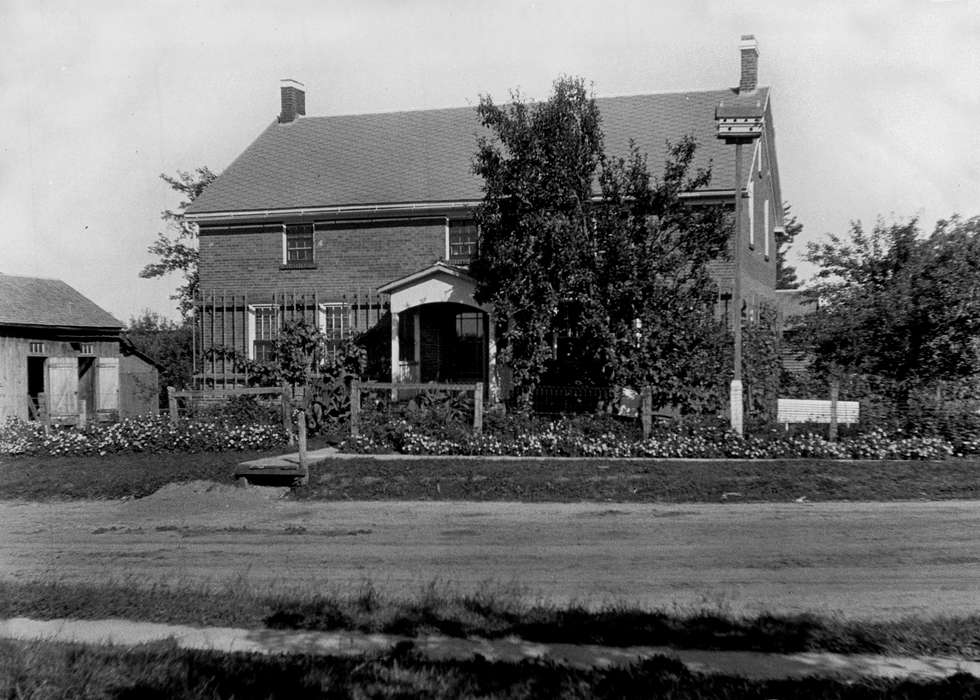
[471,76,730,410]
[585,139,730,412]
[470,78,603,407]
[800,215,980,400]
[140,167,217,319]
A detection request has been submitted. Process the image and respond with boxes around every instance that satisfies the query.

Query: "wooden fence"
[192,286,388,389]
[167,385,292,437]
[350,380,485,437]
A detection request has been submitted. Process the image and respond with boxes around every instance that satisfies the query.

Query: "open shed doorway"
[77,357,96,416]
[27,357,45,408]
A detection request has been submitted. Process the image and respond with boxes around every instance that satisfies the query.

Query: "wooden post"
[350,379,361,438]
[473,382,484,436]
[281,382,294,446]
[641,386,653,439]
[829,379,840,442]
[297,409,309,484]
[78,401,87,428]
[167,386,177,424]
[38,392,50,435]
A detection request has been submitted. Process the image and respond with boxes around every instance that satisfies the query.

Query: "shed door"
[96,357,120,411]
[47,357,78,416]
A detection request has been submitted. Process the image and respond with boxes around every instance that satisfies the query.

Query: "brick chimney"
[738,35,759,94]
[279,79,306,123]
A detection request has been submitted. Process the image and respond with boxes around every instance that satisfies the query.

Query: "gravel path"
[1,485,978,619]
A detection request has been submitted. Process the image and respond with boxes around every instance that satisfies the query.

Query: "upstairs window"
[284,224,314,266]
[448,221,478,266]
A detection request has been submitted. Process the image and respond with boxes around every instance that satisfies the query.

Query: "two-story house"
[185,35,784,402]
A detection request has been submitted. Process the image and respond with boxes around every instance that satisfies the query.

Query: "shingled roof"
[186,87,770,217]
[0,274,123,329]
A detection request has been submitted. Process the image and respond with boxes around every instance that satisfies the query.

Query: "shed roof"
[187,87,769,217]
[0,274,123,329]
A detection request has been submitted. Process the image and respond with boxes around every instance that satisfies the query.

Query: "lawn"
[298,456,980,502]
[1,452,978,502]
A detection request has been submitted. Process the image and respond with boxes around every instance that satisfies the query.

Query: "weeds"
[2,579,978,659]
[2,639,977,699]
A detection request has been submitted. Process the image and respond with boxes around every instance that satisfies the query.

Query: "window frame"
[283,223,315,268]
[317,302,353,363]
[448,220,479,266]
[247,304,279,362]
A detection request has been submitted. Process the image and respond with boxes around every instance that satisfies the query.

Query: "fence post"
[38,392,50,436]
[473,382,484,436]
[829,379,840,442]
[78,402,87,429]
[281,382,294,446]
[297,409,309,484]
[640,386,653,439]
[167,386,178,425]
[350,379,361,438]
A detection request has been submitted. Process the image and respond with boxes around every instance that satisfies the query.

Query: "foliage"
[183,394,282,426]
[587,138,731,413]
[139,167,217,320]
[471,77,604,408]
[123,309,193,407]
[0,416,287,456]
[799,215,980,403]
[6,640,978,700]
[308,339,369,428]
[341,412,974,460]
[776,202,803,289]
[471,77,731,413]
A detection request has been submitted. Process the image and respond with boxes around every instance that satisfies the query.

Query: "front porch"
[379,262,499,402]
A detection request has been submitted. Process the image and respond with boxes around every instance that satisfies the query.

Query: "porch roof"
[378,262,488,314]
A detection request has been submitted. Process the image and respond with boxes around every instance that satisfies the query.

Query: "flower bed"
[341,418,976,461]
[0,416,288,456]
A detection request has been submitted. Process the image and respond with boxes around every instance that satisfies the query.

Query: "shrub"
[338,411,976,461]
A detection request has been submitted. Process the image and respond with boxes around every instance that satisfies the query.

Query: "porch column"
[487,311,500,405]
[413,312,421,375]
[390,310,400,387]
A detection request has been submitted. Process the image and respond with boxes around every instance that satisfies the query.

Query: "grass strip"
[2,580,977,659]
[3,639,977,699]
[298,456,980,502]
[3,452,979,502]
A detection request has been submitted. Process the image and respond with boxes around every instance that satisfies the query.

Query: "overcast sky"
[2,0,978,322]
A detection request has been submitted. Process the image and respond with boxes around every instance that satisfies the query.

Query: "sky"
[2,0,978,323]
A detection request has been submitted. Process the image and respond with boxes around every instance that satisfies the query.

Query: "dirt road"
[1,483,978,619]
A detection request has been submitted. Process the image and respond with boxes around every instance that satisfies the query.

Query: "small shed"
[0,274,159,421]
